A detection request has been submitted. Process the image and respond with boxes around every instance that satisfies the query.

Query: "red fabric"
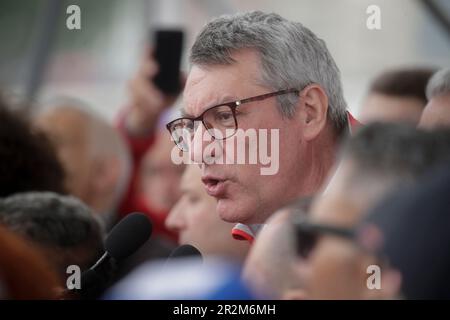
[347,111,362,134]
[116,109,177,242]
[231,228,254,244]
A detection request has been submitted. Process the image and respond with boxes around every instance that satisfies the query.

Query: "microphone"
[80,213,152,297]
[105,212,152,261]
[167,244,203,263]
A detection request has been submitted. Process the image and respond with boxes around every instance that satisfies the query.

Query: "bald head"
[243,198,312,299]
[35,99,131,225]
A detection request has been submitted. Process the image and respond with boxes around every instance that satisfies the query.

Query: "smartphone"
[152,29,184,95]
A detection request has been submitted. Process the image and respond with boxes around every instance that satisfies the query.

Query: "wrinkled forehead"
[182,50,266,117]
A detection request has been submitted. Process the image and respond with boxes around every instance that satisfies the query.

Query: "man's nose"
[165,203,185,232]
[189,122,221,164]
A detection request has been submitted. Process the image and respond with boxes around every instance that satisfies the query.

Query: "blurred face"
[243,209,286,298]
[360,93,424,125]
[182,49,308,224]
[243,209,308,299]
[141,132,184,213]
[165,165,249,259]
[307,201,367,299]
[305,160,383,299]
[35,108,92,200]
[418,94,450,129]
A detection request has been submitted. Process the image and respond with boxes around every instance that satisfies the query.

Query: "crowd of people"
[0,11,449,300]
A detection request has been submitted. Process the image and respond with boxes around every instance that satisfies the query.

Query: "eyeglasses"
[293,215,355,259]
[166,88,300,152]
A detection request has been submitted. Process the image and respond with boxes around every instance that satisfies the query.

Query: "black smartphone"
[152,29,184,95]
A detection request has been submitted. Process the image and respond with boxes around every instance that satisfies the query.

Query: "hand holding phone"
[152,29,184,96]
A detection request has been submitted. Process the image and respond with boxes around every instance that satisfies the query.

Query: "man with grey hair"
[165,11,357,240]
[419,68,450,129]
[34,99,132,229]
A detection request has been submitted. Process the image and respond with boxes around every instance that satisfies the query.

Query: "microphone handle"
[90,252,109,272]
[79,252,117,299]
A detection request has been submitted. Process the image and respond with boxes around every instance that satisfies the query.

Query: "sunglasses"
[293,215,356,259]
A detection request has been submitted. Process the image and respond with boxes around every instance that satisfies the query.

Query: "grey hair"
[190,11,348,133]
[0,192,105,273]
[426,68,450,100]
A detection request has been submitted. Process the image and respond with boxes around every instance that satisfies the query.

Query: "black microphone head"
[105,212,152,260]
[168,244,202,262]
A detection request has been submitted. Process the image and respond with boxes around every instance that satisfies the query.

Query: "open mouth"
[202,177,227,197]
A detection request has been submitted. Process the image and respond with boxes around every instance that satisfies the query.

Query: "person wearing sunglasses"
[293,214,396,300]
[243,123,450,299]
[302,123,450,299]
[243,193,388,300]
[166,11,356,242]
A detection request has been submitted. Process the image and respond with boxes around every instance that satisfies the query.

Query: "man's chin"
[216,198,252,224]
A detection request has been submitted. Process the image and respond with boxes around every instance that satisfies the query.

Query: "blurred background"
[0,0,449,119]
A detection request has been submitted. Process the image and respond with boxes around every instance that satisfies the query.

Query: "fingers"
[139,49,159,79]
[128,73,165,113]
[125,47,184,134]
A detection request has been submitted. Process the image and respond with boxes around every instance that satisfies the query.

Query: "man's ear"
[296,84,329,141]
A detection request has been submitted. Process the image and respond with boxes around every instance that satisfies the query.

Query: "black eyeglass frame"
[293,215,356,259]
[293,215,389,268]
